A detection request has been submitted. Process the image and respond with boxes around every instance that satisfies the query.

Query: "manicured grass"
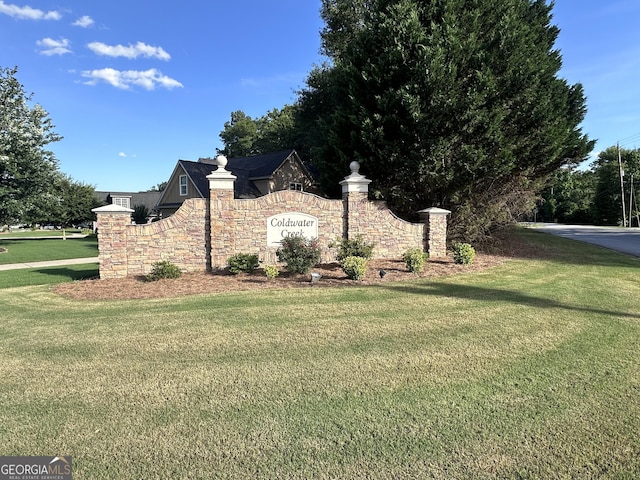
[0,235,98,264]
[0,228,638,479]
[0,264,99,288]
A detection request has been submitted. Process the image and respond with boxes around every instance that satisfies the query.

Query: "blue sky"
[1,0,639,192]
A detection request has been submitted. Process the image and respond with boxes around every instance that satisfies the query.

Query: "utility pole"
[617,143,627,227]
[629,173,634,228]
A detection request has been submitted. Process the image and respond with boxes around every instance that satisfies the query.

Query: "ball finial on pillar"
[215,154,228,170]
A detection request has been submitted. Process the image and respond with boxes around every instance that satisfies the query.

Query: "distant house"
[156,149,320,218]
[95,191,162,222]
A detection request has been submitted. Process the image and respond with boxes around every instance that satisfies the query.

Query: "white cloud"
[73,15,94,28]
[37,38,71,56]
[87,41,171,61]
[81,68,183,91]
[118,152,127,157]
[0,1,60,20]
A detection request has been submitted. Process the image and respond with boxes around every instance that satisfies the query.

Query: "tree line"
[538,147,640,227]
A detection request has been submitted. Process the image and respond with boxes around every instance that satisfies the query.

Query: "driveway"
[528,223,640,257]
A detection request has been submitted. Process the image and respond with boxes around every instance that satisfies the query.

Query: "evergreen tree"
[300,0,594,240]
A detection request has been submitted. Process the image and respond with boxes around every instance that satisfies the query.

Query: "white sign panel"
[267,213,319,247]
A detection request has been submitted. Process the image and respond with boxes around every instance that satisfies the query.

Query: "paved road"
[528,223,640,257]
[0,257,99,271]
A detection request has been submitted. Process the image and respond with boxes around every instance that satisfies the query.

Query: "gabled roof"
[182,149,304,199]
[95,191,162,212]
[176,161,215,199]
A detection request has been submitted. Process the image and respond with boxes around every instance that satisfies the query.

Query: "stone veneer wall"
[421,209,449,258]
[344,193,424,259]
[95,199,208,279]
[210,190,344,268]
[94,162,449,279]
[94,210,131,279]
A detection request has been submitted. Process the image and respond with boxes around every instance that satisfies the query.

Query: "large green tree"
[26,174,101,227]
[0,67,62,225]
[218,106,304,158]
[538,168,596,224]
[299,0,594,240]
[591,146,640,226]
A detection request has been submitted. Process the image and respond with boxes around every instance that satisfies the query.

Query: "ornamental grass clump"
[340,255,368,280]
[276,234,321,275]
[453,242,476,265]
[402,248,429,273]
[227,253,259,274]
[146,261,182,281]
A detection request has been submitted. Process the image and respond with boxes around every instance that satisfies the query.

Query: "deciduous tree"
[0,67,62,225]
[218,106,304,158]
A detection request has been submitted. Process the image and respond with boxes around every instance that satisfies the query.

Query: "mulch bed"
[53,252,511,301]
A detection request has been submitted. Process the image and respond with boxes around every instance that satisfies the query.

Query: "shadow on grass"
[33,266,99,281]
[380,281,640,320]
[478,227,640,270]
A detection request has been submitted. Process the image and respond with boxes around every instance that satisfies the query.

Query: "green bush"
[264,264,279,279]
[452,243,476,265]
[340,256,368,280]
[402,248,429,273]
[276,235,321,274]
[227,253,260,274]
[331,235,374,262]
[146,261,182,281]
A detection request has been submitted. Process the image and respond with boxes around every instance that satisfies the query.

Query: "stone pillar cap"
[92,204,134,214]
[418,207,451,215]
[339,161,371,194]
[207,156,237,191]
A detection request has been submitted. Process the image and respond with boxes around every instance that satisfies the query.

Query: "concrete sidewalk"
[0,257,99,271]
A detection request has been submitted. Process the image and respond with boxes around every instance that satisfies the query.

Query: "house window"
[113,197,130,209]
[179,175,188,196]
[289,182,303,191]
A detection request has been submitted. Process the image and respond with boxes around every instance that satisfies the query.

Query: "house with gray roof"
[156,149,320,218]
[95,191,162,222]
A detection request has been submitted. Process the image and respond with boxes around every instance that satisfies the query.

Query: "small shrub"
[227,253,259,274]
[276,234,321,274]
[264,264,279,280]
[453,243,476,265]
[341,256,368,280]
[146,261,182,281]
[331,235,374,262]
[402,248,429,273]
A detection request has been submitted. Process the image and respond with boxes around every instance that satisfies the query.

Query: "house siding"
[158,165,204,217]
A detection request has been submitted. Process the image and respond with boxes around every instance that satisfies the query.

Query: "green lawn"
[0,228,638,479]
[0,235,98,264]
[0,264,99,288]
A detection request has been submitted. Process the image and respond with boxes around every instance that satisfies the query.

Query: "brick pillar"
[339,161,371,238]
[418,207,451,258]
[91,205,133,279]
[206,155,237,270]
